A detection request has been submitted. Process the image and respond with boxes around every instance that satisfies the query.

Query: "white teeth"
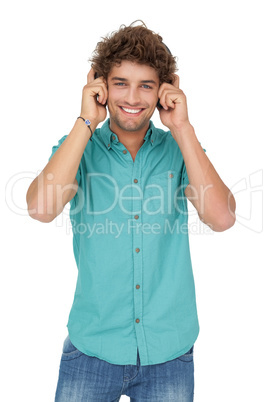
[121,107,142,114]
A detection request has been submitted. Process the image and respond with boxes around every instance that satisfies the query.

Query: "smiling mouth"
[120,107,144,114]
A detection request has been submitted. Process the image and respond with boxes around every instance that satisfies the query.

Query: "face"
[107,61,160,135]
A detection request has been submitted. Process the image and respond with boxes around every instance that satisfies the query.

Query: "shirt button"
[112,135,116,140]
[136,284,140,289]
[169,173,174,178]
[136,319,140,323]
[134,179,138,183]
[123,150,127,154]
[134,215,139,220]
[135,248,140,253]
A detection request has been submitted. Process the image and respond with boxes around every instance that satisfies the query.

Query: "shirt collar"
[100,119,157,150]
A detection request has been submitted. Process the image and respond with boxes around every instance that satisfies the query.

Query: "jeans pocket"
[177,345,194,363]
[61,335,84,361]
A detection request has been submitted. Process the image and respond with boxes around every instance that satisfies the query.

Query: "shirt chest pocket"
[142,170,186,216]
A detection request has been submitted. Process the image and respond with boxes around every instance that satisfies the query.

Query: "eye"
[115,82,126,86]
[142,84,152,89]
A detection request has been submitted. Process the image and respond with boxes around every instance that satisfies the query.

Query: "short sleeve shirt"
[49,118,201,366]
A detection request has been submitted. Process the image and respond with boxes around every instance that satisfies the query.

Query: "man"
[26,22,236,402]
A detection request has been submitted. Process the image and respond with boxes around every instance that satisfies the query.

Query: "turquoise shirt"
[49,119,201,366]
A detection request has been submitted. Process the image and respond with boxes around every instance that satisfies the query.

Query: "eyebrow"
[111,77,158,85]
[141,80,158,85]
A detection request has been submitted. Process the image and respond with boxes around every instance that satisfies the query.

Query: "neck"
[109,119,150,152]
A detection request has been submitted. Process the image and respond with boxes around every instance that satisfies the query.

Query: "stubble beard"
[109,105,154,133]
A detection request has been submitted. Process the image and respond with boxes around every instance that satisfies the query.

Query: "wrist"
[77,116,98,140]
[171,121,194,139]
[76,117,94,141]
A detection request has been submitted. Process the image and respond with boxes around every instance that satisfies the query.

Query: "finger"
[159,88,172,110]
[172,74,180,89]
[159,89,177,110]
[158,97,168,111]
[165,94,176,109]
[83,81,108,105]
[158,83,167,100]
[97,85,108,105]
[158,82,176,99]
[87,68,95,85]
[90,84,108,105]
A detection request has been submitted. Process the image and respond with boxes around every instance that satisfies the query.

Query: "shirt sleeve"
[48,135,81,185]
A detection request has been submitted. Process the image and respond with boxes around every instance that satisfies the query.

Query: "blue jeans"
[55,335,194,401]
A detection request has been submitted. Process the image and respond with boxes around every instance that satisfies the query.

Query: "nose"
[124,87,141,106]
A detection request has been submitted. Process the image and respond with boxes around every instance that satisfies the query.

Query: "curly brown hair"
[89,21,177,85]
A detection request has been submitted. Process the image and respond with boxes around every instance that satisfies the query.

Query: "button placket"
[112,141,132,163]
[131,147,148,363]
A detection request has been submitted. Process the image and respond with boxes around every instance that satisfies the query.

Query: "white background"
[1,0,267,401]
